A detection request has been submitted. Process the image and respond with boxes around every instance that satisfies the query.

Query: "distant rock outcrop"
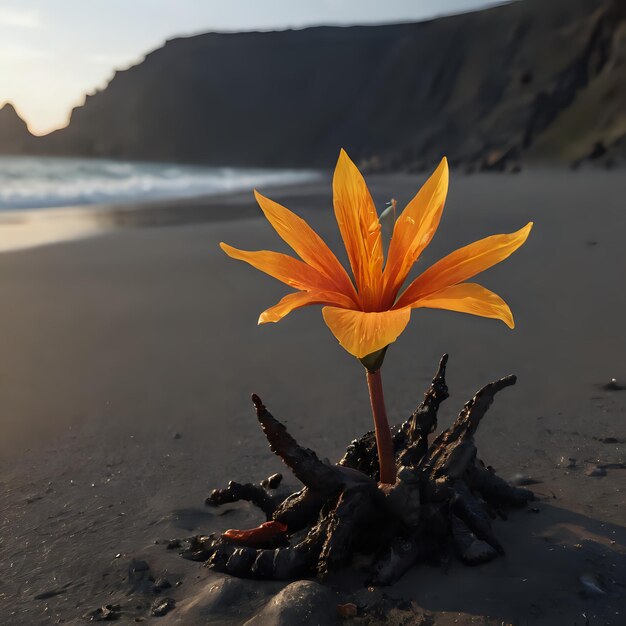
[5,0,625,169]
[0,103,35,154]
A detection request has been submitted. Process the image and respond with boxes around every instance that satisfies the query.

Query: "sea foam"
[0,156,320,211]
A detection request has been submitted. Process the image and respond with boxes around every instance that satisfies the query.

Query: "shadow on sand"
[387,501,625,625]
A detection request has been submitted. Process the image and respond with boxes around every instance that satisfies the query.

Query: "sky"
[0,1,505,135]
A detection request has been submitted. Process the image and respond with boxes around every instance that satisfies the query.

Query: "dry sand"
[0,169,624,624]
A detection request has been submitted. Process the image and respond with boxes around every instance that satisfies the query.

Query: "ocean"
[0,156,320,211]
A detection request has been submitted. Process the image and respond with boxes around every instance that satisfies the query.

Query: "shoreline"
[0,165,617,254]
[0,185,311,254]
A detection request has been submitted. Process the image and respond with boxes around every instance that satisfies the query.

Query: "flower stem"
[365,368,396,485]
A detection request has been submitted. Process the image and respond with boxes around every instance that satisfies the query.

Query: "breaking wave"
[0,156,320,210]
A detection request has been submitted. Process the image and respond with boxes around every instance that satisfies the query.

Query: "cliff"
[0,103,35,154]
[6,0,625,169]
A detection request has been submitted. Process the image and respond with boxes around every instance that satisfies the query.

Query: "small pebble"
[585,465,607,477]
[153,577,172,593]
[173,432,182,440]
[85,604,121,621]
[337,603,358,618]
[559,457,577,469]
[510,473,538,486]
[151,597,176,617]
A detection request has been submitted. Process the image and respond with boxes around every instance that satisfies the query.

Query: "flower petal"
[259,290,357,324]
[220,243,336,292]
[395,222,533,308]
[410,282,514,328]
[254,190,358,302]
[333,149,383,309]
[382,158,449,305]
[322,306,411,359]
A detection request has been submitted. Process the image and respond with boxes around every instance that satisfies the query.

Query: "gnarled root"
[188,355,533,583]
[206,474,284,520]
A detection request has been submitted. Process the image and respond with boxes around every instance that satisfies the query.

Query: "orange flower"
[220,149,532,361]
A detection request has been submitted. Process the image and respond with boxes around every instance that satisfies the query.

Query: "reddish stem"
[366,368,397,485]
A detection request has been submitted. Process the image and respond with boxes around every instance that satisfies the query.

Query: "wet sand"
[0,169,624,624]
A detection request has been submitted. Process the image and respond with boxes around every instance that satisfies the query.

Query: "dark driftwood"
[184,355,533,584]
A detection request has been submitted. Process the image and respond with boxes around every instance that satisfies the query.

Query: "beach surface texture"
[0,169,624,624]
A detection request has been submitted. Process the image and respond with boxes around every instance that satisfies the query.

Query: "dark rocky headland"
[1,0,624,171]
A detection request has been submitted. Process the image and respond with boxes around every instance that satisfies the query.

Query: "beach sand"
[0,169,624,624]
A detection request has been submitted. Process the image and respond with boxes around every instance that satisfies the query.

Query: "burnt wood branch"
[340,354,450,476]
[186,356,533,584]
[206,479,282,519]
[422,374,517,482]
[466,461,534,507]
[317,484,378,578]
[405,353,450,446]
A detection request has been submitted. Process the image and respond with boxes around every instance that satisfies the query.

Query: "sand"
[0,168,624,624]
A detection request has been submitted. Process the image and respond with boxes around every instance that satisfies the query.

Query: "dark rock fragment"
[152,576,171,593]
[85,604,121,621]
[244,580,338,625]
[151,597,176,617]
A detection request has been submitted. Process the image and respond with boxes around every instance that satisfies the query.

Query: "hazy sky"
[0,1,505,135]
